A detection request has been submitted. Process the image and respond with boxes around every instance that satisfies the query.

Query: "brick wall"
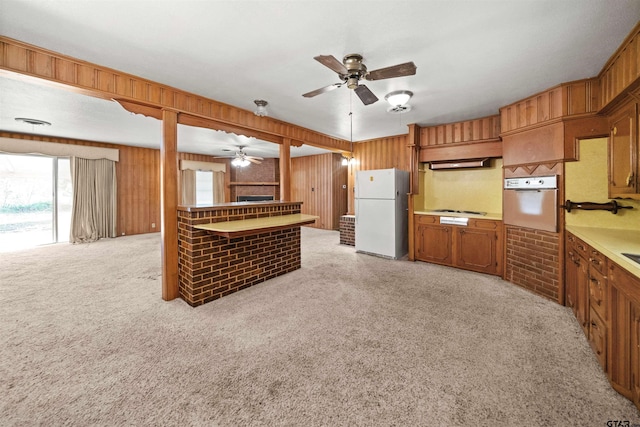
[230,158,280,201]
[505,225,560,301]
[340,215,355,246]
[177,202,301,307]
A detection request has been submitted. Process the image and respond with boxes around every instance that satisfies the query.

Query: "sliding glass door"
[0,153,72,251]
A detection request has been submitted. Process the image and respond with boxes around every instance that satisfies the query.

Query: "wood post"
[279,138,291,201]
[161,109,179,300]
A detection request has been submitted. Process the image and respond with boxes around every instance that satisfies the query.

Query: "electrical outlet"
[151,223,156,228]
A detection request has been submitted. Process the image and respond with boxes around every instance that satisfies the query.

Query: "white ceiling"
[1,1,639,158]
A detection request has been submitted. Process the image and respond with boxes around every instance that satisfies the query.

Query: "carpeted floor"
[1,227,639,426]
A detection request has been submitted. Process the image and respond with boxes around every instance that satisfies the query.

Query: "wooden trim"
[0,35,350,152]
[280,138,292,201]
[419,140,502,163]
[161,109,179,301]
[420,115,501,146]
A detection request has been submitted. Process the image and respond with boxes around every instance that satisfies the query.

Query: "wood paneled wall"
[353,134,411,171]
[0,132,228,236]
[291,153,347,230]
[500,79,600,134]
[599,21,640,112]
[347,134,411,214]
[420,115,500,146]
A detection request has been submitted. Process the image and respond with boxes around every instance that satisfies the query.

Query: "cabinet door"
[608,262,639,401]
[576,254,590,336]
[609,103,638,197]
[565,248,578,309]
[455,228,497,274]
[631,304,640,408]
[415,224,452,265]
[589,308,607,371]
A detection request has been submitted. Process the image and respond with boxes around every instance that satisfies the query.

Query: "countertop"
[414,210,503,221]
[566,225,640,279]
[193,213,319,237]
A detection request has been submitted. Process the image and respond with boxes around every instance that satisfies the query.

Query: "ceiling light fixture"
[15,117,51,126]
[231,157,250,168]
[384,90,413,114]
[254,99,268,117]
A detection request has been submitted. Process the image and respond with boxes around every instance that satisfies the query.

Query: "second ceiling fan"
[302,54,416,105]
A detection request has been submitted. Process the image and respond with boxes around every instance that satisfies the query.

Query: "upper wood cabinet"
[609,102,639,199]
[418,115,502,163]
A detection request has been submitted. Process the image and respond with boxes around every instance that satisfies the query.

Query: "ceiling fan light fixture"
[231,157,250,167]
[385,90,413,107]
[254,99,268,117]
[346,76,359,90]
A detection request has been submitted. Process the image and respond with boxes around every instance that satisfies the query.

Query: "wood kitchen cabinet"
[415,217,452,265]
[609,102,639,199]
[414,215,502,276]
[608,261,640,408]
[565,231,640,410]
[565,232,610,370]
[565,233,590,336]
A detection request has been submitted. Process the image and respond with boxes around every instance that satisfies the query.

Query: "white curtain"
[70,157,117,243]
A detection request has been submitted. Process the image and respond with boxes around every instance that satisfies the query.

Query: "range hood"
[429,158,490,170]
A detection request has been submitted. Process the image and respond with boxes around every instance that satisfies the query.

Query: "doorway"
[0,153,72,251]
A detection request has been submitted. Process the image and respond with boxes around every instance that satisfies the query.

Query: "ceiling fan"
[302,53,417,105]
[214,146,263,166]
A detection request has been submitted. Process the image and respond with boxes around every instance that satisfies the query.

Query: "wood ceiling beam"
[0,36,351,152]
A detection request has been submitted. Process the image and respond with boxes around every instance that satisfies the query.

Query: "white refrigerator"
[355,168,410,259]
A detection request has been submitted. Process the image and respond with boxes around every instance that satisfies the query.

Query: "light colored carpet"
[1,227,639,426]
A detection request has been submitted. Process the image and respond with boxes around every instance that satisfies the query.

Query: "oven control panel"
[504,175,557,189]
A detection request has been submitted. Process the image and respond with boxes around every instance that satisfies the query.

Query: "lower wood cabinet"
[608,261,640,407]
[565,231,640,410]
[414,215,502,276]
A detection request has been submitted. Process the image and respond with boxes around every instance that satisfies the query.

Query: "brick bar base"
[339,215,355,246]
[178,202,302,307]
[505,225,560,301]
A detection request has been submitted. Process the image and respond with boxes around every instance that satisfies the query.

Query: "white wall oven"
[503,175,558,232]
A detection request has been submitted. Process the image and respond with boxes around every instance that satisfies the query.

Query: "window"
[0,153,72,251]
[195,170,213,205]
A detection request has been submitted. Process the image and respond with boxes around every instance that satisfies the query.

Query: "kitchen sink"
[622,253,640,265]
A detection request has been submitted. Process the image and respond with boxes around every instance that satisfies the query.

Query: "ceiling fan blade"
[302,83,343,98]
[247,157,262,164]
[365,61,417,80]
[314,55,348,75]
[354,84,379,105]
[246,155,264,160]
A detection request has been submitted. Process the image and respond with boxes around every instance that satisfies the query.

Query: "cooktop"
[432,209,487,216]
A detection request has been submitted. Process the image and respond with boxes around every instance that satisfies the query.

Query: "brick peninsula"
[177,201,317,307]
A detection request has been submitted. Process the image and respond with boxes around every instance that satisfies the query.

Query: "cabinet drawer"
[589,267,608,320]
[588,247,607,275]
[589,308,607,371]
[573,236,589,258]
[467,218,501,230]
[415,214,438,225]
